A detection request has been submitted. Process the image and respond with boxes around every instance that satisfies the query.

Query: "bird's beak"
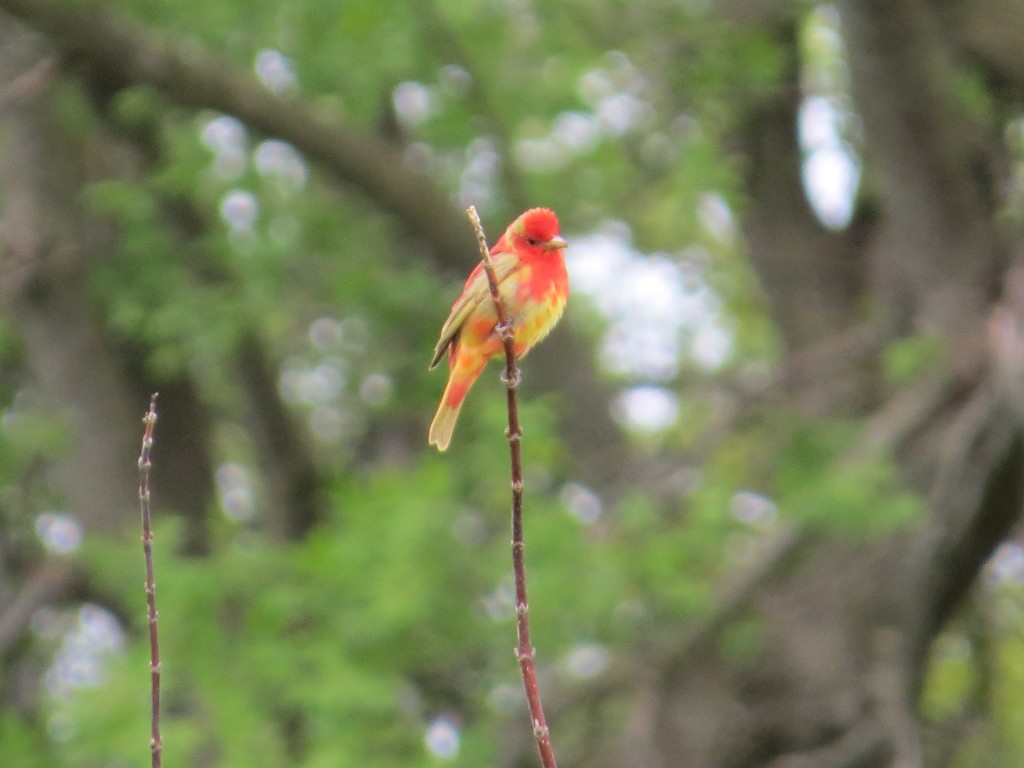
[543,235,568,250]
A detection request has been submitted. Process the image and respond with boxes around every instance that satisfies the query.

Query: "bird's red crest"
[514,207,560,243]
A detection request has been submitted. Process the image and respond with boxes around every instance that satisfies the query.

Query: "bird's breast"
[509,256,569,353]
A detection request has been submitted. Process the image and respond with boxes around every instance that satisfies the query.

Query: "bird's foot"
[499,368,522,388]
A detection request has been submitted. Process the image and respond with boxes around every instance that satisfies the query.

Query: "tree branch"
[0,557,76,654]
[903,380,1024,692]
[765,721,891,768]
[939,0,1024,89]
[740,22,870,350]
[0,0,476,266]
[236,333,325,541]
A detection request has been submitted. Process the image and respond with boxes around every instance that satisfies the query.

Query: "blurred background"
[1,1,1024,766]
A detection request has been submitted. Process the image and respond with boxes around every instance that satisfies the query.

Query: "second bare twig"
[138,393,162,768]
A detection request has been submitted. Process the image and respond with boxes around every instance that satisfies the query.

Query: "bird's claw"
[499,369,522,388]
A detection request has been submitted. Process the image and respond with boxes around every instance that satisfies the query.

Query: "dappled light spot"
[798,7,861,229]
[517,53,654,172]
[216,462,256,522]
[438,64,471,96]
[201,115,247,179]
[697,193,736,245]
[254,49,297,94]
[308,360,345,403]
[339,316,370,351]
[392,81,435,127]
[201,115,246,153]
[692,320,732,370]
[481,577,516,622]
[552,111,600,154]
[308,316,344,350]
[564,643,610,680]
[611,385,679,433]
[567,223,732,380]
[596,91,650,137]
[459,137,500,210]
[800,110,859,228]
[515,136,569,172]
[359,372,393,406]
[254,140,307,193]
[729,491,778,528]
[279,359,346,406]
[559,482,602,525]
[43,604,125,700]
[424,716,460,760]
[985,541,1024,586]
[35,512,82,554]
[220,189,258,233]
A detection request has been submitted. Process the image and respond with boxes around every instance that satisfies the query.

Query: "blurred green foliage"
[0,1,1022,767]
[882,332,946,386]
[774,418,921,536]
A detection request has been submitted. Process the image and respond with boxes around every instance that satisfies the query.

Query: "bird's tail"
[428,362,483,451]
[428,401,462,452]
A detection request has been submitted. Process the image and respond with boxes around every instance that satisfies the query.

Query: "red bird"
[428,208,569,451]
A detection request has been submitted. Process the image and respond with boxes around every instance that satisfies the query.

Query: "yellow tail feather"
[428,402,462,452]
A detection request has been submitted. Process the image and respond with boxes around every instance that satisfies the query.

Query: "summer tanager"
[428,208,569,451]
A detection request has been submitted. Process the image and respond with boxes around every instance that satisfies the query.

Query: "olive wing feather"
[429,251,521,369]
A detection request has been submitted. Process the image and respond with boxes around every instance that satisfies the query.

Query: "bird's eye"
[526,237,539,246]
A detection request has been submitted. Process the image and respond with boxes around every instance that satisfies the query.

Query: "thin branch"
[0,558,75,654]
[137,393,162,768]
[766,720,891,768]
[905,380,1024,692]
[0,55,56,113]
[465,205,557,768]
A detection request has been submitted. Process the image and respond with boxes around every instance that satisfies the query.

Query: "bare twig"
[0,56,57,113]
[138,393,162,768]
[465,205,557,768]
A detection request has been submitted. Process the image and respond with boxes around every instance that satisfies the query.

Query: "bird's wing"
[429,251,521,369]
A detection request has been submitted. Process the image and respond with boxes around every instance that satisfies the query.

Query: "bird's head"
[501,207,568,255]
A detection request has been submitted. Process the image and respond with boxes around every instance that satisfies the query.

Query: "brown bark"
[0,17,218,548]
[740,23,868,351]
[0,20,139,536]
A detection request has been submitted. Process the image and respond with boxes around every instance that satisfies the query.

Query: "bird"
[428,207,569,451]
